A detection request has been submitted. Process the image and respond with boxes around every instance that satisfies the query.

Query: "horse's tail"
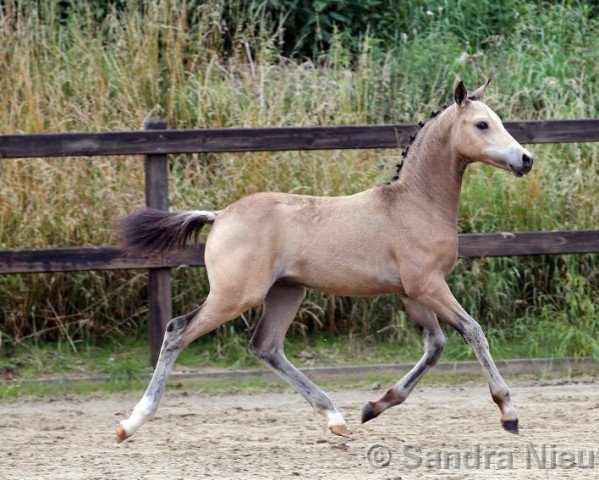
[116,208,219,253]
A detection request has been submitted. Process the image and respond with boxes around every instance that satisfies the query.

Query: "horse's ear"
[454,80,468,107]
[471,78,492,100]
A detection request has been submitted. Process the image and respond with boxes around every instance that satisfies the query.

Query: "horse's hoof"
[329,424,350,438]
[116,424,129,444]
[361,402,379,424]
[501,419,519,434]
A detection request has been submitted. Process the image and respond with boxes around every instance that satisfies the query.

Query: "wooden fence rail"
[2,119,599,158]
[1,118,598,364]
[1,231,598,275]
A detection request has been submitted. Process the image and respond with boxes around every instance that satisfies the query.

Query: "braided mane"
[388,95,480,183]
[388,103,448,183]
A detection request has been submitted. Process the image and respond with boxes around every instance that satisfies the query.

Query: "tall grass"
[0,0,597,358]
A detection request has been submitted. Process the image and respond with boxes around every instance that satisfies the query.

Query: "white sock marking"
[119,396,155,436]
[325,409,346,427]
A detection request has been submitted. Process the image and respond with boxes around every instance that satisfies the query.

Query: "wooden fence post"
[144,118,172,367]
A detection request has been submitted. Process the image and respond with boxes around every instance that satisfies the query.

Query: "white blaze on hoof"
[326,410,349,437]
[116,409,146,443]
[116,397,154,443]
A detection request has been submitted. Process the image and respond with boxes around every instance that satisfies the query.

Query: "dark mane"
[387,101,451,184]
[386,92,485,183]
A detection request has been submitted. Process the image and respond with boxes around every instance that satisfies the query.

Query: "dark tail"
[116,208,218,253]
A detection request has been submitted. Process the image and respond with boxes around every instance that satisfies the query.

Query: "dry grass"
[0,1,597,356]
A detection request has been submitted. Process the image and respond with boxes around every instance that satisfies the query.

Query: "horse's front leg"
[362,296,446,423]
[417,279,519,433]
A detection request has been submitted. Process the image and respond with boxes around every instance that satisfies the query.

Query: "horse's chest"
[400,233,458,275]
[430,236,459,274]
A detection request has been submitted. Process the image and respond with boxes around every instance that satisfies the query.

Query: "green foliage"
[252,0,527,57]
[0,0,597,359]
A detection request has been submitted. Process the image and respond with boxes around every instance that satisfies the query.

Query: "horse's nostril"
[522,154,532,167]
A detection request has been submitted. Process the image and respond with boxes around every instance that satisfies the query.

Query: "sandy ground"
[1,379,599,479]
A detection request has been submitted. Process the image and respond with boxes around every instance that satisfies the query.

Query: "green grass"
[1,324,595,386]
[0,0,597,355]
[3,326,597,401]
[0,373,487,401]
[2,366,594,402]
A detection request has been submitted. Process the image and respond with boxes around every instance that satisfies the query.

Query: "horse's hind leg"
[116,292,257,443]
[249,282,349,437]
[362,296,446,423]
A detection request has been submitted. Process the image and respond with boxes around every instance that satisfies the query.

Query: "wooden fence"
[1,118,598,364]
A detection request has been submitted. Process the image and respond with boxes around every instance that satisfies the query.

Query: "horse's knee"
[455,318,489,348]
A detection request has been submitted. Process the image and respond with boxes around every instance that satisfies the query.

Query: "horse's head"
[450,80,533,177]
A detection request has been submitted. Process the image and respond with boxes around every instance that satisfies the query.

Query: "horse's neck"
[395,114,465,226]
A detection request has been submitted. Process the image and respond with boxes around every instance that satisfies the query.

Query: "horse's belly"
[280,257,402,296]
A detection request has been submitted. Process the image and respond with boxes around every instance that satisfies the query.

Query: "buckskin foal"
[115,80,533,443]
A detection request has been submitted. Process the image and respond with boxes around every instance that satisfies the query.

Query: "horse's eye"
[475,121,489,130]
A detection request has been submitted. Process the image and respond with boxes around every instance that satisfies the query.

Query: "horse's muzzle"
[510,153,534,177]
